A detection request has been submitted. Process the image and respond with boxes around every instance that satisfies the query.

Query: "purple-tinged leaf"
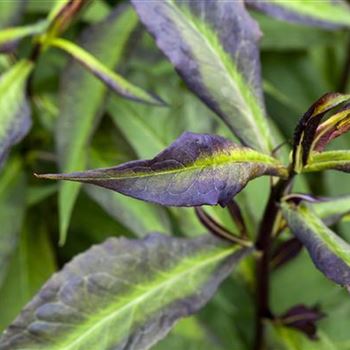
[271,238,303,270]
[46,0,90,38]
[0,60,33,168]
[49,37,164,106]
[37,132,288,207]
[246,0,350,29]
[284,193,350,226]
[131,0,273,153]
[312,104,350,152]
[279,304,325,340]
[0,233,252,350]
[292,92,350,172]
[282,200,350,287]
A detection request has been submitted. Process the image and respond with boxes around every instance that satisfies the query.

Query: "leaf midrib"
[56,151,285,182]
[166,0,269,151]
[56,245,238,350]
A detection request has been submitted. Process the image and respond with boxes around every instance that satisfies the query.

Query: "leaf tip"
[34,172,60,180]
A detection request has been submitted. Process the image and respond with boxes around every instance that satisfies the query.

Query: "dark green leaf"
[0,60,33,167]
[0,234,252,350]
[0,217,56,332]
[38,132,287,207]
[0,158,26,287]
[131,0,273,153]
[254,12,346,51]
[282,200,350,287]
[56,5,139,245]
[247,0,350,29]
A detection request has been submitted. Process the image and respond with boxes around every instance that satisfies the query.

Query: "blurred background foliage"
[0,0,350,349]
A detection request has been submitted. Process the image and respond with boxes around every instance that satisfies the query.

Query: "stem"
[338,34,350,93]
[254,176,293,350]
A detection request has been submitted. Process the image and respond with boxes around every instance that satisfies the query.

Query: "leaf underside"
[0,233,252,350]
[39,132,287,207]
[131,0,272,153]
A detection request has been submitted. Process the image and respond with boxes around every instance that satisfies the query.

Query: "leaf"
[49,38,164,105]
[55,5,139,245]
[246,0,350,29]
[304,150,350,173]
[282,200,350,287]
[0,60,33,168]
[266,322,338,350]
[312,194,350,226]
[131,0,272,153]
[0,21,48,52]
[312,104,350,152]
[279,304,325,340]
[254,12,345,51]
[0,216,56,332]
[38,132,287,207]
[45,0,89,38]
[85,148,172,237]
[0,234,252,350]
[0,158,26,287]
[292,92,350,172]
[0,0,25,29]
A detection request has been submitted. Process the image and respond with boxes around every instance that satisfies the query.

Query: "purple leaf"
[279,304,325,340]
[37,132,287,207]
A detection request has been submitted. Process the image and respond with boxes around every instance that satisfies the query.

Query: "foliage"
[0,0,350,349]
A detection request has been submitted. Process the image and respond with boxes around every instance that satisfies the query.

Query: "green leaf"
[247,0,350,29]
[311,195,350,226]
[49,37,164,105]
[0,216,56,332]
[0,234,252,349]
[0,0,25,29]
[55,5,139,245]
[26,184,58,207]
[266,322,338,350]
[304,150,350,173]
[38,132,287,207]
[282,200,350,287]
[254,12,346,51]
[0,158,26,287]
[0,20,48,52]
[131,0,273,153]
[0,60,33,167]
